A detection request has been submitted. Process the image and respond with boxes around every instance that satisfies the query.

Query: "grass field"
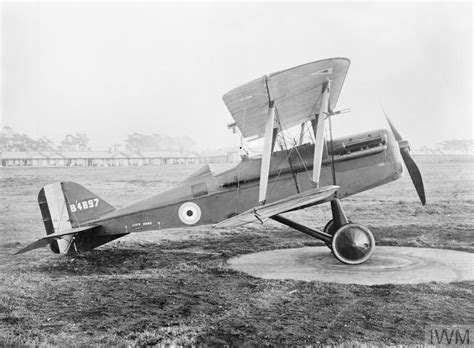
[0,156,473,345]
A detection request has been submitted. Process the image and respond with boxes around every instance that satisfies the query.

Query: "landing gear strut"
[271,199,375,265]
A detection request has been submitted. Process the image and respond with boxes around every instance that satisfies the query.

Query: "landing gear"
[323,219,336,235]
[323,218,354,235]
[271,198,375,265]
[331,223,375,265]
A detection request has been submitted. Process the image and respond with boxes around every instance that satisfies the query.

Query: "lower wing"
[214,185,338,228]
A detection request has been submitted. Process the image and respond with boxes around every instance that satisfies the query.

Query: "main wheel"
[324,219,353,236]
[323,219,336,235]
[331,223,375,265]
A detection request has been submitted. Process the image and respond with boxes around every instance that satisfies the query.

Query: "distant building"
[30,153,48,167]
[62,152,89,167]
[122,151,144,166]
[0,150,239,167]
[140,152,166,165]
[42,152,67,167]
[1,152,31,166]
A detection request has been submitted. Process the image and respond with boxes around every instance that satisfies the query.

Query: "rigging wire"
[236,100,249,202]
[275,107,300,194]
[262,113,306,198]
[280,97,322,183]
[232,81,332,202]
[264,99,320,199]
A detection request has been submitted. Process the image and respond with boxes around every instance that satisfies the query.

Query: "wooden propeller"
[381,106,426,206]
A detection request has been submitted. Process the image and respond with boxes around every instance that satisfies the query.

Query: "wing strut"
[311,80,331,186]
[298,122,305,145]
[259,100,277,205]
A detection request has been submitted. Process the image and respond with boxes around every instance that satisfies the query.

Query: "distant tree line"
[0,127,90,152]
[437,140,473,153]
[415,139,474,154]
[0,127,198,154]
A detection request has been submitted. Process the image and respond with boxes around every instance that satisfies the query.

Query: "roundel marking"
[178,202,202,225]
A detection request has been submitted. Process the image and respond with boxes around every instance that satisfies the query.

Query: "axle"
[270,215,331,243]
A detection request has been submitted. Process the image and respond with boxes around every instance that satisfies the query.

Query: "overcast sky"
[1,1,472,150]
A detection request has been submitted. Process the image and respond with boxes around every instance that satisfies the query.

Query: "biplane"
[17,57,426,265]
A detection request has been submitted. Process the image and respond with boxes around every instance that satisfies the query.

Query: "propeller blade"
[379,103,403,141]
[385,115,403,142]
[379,101,426,205]
[400,148,426,206]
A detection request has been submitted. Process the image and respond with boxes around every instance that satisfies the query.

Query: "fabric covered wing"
[222,58,350,138]
[214,185,339,228]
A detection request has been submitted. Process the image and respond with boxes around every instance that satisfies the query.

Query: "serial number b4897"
[70,198,99,212]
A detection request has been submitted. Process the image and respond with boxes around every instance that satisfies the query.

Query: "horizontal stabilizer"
[215,185,338,228]
[15,225,99,255]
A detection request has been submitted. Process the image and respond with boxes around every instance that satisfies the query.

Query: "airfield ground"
[0,156,473,345]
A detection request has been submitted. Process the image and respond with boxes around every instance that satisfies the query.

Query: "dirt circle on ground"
[228,246,474,285]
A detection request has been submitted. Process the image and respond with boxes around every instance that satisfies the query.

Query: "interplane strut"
[258,100,277,205]
[311,80,331,186]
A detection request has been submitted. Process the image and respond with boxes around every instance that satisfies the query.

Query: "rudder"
[38,182,115,253]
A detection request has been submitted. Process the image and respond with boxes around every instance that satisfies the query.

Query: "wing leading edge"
[214,185,339,228]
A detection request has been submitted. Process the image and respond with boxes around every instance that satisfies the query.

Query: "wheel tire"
[323,219,336,235]
[324,219,353,236]
[331,223,375,265]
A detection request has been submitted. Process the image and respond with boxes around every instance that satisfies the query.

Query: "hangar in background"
[0,150,239,167]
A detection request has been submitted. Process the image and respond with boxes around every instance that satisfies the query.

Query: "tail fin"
[38,182,115,253]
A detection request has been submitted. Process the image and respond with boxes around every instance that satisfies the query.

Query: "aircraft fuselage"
[87,128,403,239]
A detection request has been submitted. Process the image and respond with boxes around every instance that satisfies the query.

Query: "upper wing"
[214,185,338,228]
[222,58,350,138]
